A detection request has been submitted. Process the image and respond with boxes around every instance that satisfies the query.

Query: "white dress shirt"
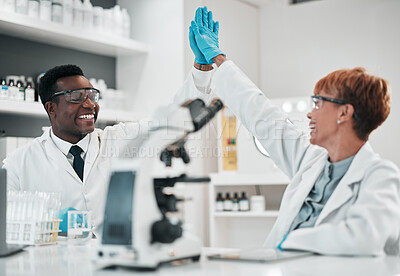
[50,130,90,182]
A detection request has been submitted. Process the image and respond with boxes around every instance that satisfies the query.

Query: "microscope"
[96,99,223,270]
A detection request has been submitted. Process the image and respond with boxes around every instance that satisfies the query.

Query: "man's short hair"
[39,64,84,107]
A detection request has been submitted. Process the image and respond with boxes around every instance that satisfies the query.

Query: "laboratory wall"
[117,0,185,118]
[258,0,400,167]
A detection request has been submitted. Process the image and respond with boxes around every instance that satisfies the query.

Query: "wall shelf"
[213,211,279,218]
[210,171,289,186]
[0,99,136,123]
[209,172,288,249]
[0,11,149,57]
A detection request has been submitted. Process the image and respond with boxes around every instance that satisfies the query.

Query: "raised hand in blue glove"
[191,7,225,63]
[58,207,77,233]
[189,7,219,64]
[190,26,209,64]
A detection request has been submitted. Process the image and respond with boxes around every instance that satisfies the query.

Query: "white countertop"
[1,242,400,276]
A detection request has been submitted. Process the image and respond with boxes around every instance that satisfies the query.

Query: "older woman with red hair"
[177,6,400,256]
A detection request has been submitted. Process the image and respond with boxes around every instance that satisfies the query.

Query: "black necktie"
[69,145,84,181]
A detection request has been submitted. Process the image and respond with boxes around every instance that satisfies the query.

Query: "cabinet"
[209,171,289,249]
[0,10,148,123]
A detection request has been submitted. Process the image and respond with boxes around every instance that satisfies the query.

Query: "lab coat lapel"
[83,131,100,182]
[85,131,111,190]
[42,129,83,183]
[315,143,372,225]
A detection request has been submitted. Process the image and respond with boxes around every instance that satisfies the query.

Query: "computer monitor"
[0,168,24,257]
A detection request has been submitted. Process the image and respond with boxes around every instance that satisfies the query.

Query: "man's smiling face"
[48,75,99,144]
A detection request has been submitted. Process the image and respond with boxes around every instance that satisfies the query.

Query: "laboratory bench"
[1,241,400,276]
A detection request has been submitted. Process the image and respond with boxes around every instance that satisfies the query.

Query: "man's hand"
[189,7,216,64]
[191,7,225,64]
[58,207,77,233]
[190,26,209,65]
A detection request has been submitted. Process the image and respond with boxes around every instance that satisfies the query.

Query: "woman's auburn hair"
[314,67,391,141]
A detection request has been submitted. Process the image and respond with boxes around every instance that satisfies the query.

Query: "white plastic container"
[121,8,131,39]
[250,195,266,212]
[72,0,83,28]
[82,0,93,30]
[51,0,63,23]
[88,78,97,88]
[6,76,19,101]
[103,8,113,35]
[92,6,103,33]
[96,79,107,94]
[27,0,39,18]
[113,5,123,37]
[16,0,28,15]
[63,0,73,26]
[39,0,52,21]
[3,0,16,13]
[25,77,35,102]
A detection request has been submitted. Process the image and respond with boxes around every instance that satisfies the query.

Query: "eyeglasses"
[51,88,100,103]
[311,95,360,121]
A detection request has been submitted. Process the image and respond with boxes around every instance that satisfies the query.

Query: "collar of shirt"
[325,155,355,180]
[50,128,90,158]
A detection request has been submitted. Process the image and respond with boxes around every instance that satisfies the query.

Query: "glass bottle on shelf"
[7,79,17,101]
[232,192,239,211]
[25,78,35,102]
[16,80,25,101]
[223,192,232,211]
[0,79,9,100]
[215,192,224,212]
[239,192,250,211]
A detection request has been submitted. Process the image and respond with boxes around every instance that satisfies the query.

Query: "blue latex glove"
[190,26,209,64]
[58,207,77,233]
[191,7,225,63]
[189,7,214,64]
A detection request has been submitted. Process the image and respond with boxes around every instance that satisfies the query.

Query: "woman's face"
[307,91,341,148]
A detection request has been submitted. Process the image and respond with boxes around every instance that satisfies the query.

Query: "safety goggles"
[311,95,359,121]
[51,88,100,103]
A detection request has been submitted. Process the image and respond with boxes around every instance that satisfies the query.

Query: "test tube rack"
[6,219,61,245]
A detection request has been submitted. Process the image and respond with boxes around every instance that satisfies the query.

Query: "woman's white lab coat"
[176,60,400,256]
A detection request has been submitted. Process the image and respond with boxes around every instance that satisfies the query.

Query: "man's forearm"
[213,55,227,67]
[194,55,227,71]
[193,62,213,71]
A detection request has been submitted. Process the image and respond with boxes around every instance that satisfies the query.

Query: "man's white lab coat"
[3,122,147,229]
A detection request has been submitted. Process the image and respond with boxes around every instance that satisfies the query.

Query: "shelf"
[0,99,136,123]
[213,211,279,218]
[0,11,149,57]
[210,171,289,186]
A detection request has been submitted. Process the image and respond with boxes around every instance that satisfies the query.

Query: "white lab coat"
[3,122,148,229]
[177,60,400,256]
